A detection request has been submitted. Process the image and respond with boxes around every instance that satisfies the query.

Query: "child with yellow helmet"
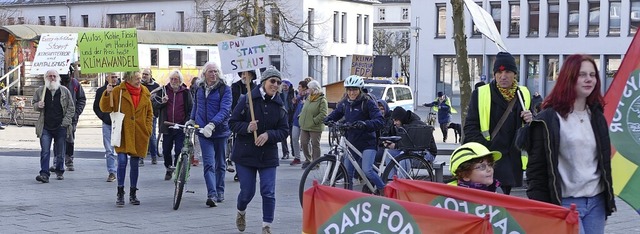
[449,142,502,192]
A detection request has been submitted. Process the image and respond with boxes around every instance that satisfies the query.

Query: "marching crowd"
[29,51,614,234]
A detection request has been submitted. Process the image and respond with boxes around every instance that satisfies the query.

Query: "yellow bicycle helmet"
[449,142,502,176]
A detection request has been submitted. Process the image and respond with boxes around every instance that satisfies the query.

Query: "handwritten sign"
[218,35,269,74]
[78,29,139,73]
[351,55,374,77]
[31,33,78,75]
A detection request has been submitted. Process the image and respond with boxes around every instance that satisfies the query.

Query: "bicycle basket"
[396,124,434,151]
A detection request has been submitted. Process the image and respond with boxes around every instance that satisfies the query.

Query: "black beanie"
[391,107,407,121]
[493,52,518,75]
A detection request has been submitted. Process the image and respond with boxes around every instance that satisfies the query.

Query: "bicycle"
[423,103,437,126]
[163,121,198,210]
[298,122,434,206]
[1,96,26,127]
[327,124,340,148]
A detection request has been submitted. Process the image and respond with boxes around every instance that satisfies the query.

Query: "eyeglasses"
[473,162,495,171]
[268,78,282,85]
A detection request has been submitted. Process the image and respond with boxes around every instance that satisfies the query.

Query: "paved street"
[0,107,638,233]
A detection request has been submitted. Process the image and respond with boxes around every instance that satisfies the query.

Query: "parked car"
[363,82,414,111]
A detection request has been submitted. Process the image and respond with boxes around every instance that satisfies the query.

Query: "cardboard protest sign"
[303,182,493,234]
[385,178,580,234]
[218,35,269,74]
[350,55,374,77]
[31,33,78,75]
[78,29,139,73]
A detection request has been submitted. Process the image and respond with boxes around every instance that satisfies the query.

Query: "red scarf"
[125,82,142,109]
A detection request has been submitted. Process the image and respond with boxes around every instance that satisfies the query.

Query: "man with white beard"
[153,70,193,180]
[32,70,75,183]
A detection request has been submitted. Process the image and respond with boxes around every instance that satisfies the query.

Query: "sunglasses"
[268,78,282,85]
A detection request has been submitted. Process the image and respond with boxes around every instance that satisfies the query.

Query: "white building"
[411,0,635,105]
[0,0,378,85]
[373,0,411,80]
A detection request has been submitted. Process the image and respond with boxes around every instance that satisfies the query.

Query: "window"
[109,13,155,30]
[605,55,621,91]
[632,1,640,35]
[38,16,45,25]
[568,1,579,37]
[491,2,502,34]
[394,87,412,101]
[357,14,362,44]
[49,16,56,26]
[548,1,559,37]
[214,10,224,33]
[308,9,315,40]
[82,15,88,27]
[526,55,540,92]
[202,11,211,32]
[168,49,182,66]
[364,15,370,44]
[271,7,280,38]
[333,11,340,42]
[546,56,559,81]
[588,1,600,36]
[270,55,281,70]
[402,8,409,20]
[509,2,520,37]
[341,12,347,43]
[472,2,483,37]
[385,88,394,101]
[379,8,385,21]
[609,1,621,36]
[436,4,447,38]
[177,11,184,32]
[528,1,539,37]
[150,49,158,66]
[196,50,208,66]
[17,17,24,24]
[7,17,14,25]
[60,15,66,26]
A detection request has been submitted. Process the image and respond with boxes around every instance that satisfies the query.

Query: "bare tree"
[451,0,472,124]
[373,29,411,80]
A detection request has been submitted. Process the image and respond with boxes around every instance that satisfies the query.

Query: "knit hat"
[391,106,407,121]
[260,66,281,83]
[437,91,444,98]
[493,52,518,75]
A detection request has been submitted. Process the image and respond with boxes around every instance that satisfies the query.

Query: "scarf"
[309,93,322,102]
[497,80,518,102]
[457,179,500,192]
[125,82,142,109]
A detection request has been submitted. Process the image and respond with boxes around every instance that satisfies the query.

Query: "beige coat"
[33,86,75,139]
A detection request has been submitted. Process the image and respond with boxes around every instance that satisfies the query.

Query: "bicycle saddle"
[379,136,402,142]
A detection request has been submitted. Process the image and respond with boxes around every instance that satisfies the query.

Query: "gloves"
[323,120,333,126]
[200,123,215,138]
[353,120,367,130]
[185,119,196,127]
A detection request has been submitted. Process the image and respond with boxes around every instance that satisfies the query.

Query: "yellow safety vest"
[432,97,458,114]
[477,85,531,169]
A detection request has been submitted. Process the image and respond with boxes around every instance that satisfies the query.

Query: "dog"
[447,122,462,143]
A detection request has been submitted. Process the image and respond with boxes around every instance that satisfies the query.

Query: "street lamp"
[410,17,421,109]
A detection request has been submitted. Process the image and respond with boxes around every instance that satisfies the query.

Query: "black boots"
[130,187,140,205]
[116,186,125,207]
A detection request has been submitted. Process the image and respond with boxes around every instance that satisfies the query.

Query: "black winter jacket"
[518,105,616,217]
[231,80,257,111]
[93,81,113,125]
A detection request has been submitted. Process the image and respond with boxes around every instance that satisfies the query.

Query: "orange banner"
[385,178,579,234]
[303,182,493,234]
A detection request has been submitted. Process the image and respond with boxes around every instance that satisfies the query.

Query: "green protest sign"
[78,29,139,73]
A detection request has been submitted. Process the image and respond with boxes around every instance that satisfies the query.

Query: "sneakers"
[206,198,217,207]
[281,153,290,159]
[164,169,172,181]
[49,166,57,173]
[107,173,116,182]
[151,157,158,164]
[216,193,224,203]
[290,158,301,166]
[139,159,145,167]
[226,160,235,172]
[0,124,4,130]
[236,211,246,232]
[301,161,311,169]
[56,173,64,180]
[191,155,199,167]
[65,156,75,171]
[36,175,49,183]
[262,226,271,234]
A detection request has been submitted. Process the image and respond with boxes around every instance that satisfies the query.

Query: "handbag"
[110,90,125,147]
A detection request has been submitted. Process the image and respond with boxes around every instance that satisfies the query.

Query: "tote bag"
[110,90,125,147]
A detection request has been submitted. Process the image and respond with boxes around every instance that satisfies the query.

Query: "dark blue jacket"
[230,86,289,168]
[436,100,451,124]
[292,94,306,127]
[190,81,232,139]
[325,94,384,151]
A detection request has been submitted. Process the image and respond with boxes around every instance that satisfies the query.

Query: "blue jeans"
[117,153,140,187]
[40,127,67,176]
[562,193,606,234]
[102,123,117,174]
[236,164,276,223]
[344,149,385,190]
[199,136,227,199]
[162,128,185,168]
[147,117,158,159]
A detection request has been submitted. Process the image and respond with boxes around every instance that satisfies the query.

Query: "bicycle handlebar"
[164,121,199,129]
[324,121,359,130]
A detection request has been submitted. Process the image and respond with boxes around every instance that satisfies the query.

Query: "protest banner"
[31,33,78,75]
[385,178,580,234]
[303,182,493,234]
[77,28,139,73]
[218,35,269,74]
[350,55,374,77]
[604,29,640,215]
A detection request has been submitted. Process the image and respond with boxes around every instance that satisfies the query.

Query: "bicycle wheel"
[381,153,434,184]
[299,155,349,207]
[173,154,189,210]
[14,111,24,127]
[328,128,337,147]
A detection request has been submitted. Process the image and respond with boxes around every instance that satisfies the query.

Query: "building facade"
[411,0,636,105]
[373,0,411,80]
[0,0,378,85]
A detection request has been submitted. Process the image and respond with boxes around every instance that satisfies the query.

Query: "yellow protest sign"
[78,29,139,73]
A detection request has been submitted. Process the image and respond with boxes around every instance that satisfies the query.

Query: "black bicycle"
[164,121,198,210]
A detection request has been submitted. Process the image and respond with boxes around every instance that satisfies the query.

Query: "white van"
[363,81,414,111]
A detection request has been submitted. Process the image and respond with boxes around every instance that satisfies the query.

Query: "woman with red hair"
[520,54,616,233]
